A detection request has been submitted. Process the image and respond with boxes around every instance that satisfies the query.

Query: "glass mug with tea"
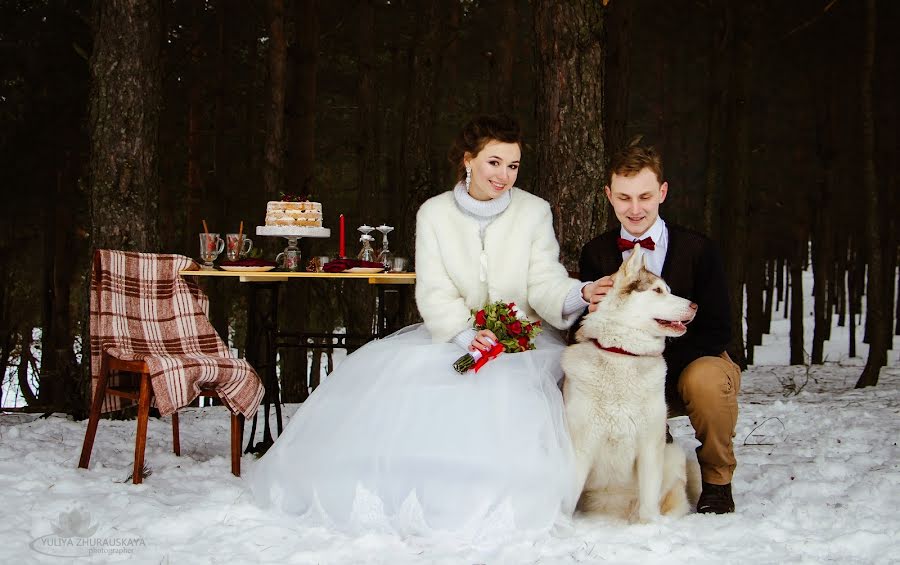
[391,256,408,272]
[276,241,302,271]
[225,234,253,262]
[199,233,225,269]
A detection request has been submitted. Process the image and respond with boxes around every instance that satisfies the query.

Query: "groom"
[578,142,742,514]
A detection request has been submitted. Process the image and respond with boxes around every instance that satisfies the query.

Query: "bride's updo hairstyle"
[448,114,522,182]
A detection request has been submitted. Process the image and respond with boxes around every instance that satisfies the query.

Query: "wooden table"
[180,269,415,340]
[180,269,416,453]
[179,270,416,285]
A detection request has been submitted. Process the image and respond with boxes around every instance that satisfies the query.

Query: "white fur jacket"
[415,187,581,343]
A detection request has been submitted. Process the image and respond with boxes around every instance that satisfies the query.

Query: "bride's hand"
[470,329,499,352]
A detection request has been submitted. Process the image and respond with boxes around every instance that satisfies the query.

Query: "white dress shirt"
[620,216,669,276]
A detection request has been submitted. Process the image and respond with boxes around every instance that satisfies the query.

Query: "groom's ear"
[604,185,611,201]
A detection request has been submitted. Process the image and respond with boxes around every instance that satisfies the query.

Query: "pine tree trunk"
[895,268,900,335]
[289,0,318,198]
[18,330,39,406]
[85,0,163,413]
[720,1,752,368]
[0,330,13,407]
[857,0,885,388]
[356,0,378,220]
[848,242,863,358]
[762,259,775,335]
[486,0,516,113]
[745,232,764,364]
[603,0,631,162]
[789,256,805,366]
[39,171,78,410]
[263,0,287,200]
[533,0,607,270]
[88,0,162,252]
[397,0,441,258]
[703,0,729,240]
[279,0,319,404]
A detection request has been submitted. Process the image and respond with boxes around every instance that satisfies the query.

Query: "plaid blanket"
[90,250,264,418]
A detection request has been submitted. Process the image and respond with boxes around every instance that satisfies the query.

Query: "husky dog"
[563,245,701,522]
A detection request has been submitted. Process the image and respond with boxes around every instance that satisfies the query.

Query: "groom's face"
[605,167,668,238]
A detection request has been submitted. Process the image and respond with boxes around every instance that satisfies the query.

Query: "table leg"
[244,282,283,455]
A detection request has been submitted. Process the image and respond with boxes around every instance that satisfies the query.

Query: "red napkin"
[323,259,385,273]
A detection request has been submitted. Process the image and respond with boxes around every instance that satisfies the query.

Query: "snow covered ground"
[2,281,899,564]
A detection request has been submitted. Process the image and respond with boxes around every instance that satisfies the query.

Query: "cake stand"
[256,226,331,271]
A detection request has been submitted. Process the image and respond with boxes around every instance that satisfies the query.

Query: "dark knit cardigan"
[579,224,732,392]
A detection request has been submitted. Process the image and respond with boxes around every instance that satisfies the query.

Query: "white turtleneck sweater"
[449,184,589,350]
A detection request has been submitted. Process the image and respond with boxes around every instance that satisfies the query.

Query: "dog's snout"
[689,302,698,311]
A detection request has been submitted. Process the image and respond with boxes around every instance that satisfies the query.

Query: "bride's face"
[464,140,521,201]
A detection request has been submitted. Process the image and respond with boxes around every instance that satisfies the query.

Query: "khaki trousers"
[667,352,742,485]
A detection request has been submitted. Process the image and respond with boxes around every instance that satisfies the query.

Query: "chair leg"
[133,373,152,485]
[172,412,181,456]
[79,356,110,470]
[230,413,244,477]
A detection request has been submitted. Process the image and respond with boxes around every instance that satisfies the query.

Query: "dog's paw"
[635,509,662,524]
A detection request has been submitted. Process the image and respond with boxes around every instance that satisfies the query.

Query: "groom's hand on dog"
[583,274,617,312]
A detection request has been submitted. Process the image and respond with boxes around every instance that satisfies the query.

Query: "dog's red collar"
[592,339,640,357]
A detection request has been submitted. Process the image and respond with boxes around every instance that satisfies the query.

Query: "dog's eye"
[653,287,664,294]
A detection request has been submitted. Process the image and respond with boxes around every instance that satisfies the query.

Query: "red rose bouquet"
[452,301,543,374]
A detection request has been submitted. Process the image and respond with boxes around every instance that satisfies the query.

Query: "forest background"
[0,0,897,415]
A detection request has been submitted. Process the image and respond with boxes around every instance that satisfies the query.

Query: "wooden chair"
[80,250,263,484]
[78,353,246,485]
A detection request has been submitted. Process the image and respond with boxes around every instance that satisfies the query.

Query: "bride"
[247,114,593,538]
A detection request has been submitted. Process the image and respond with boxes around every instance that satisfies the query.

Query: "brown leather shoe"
[697,482,735,514]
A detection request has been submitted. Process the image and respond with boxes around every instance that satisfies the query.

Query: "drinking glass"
[199,233,225,269]
[391,256,408,272]
[225,234,253,261]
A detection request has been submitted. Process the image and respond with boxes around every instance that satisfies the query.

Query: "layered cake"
[265,200,323,227]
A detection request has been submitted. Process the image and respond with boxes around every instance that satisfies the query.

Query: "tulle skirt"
[246,323,577,539]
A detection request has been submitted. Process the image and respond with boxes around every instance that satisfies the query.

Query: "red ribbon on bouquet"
[472,341,505,373]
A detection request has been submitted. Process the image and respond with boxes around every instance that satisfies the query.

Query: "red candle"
[339,214,345,258]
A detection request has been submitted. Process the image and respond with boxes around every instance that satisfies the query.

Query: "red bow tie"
[617,236,656,252]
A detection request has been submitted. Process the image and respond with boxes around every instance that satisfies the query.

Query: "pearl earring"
[465,166,472,193]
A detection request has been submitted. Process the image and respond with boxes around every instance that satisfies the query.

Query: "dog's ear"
[575,323,587,343]
[622,244,645,279]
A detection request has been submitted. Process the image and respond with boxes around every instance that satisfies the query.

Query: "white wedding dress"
[246,323,577,539]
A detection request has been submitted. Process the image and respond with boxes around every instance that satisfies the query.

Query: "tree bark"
[39,169,78,410]
[289,0,318,198]
[17,330,39,406]
[486,0,517,113]
[762,259,775,335]
[263,0,287,200]
[397,0,441,259]
[278,0,319,404]
[745,229,764,364]
[85,0,163,413]
[703,0,730,241]
[533,0,608,270]
[88,0,162,252]
[356,0,378,219]
[603,0,630,162]
[789,255,805,366]
[720,1,752,367]
[183,0,206,253]
[857,0,885,388]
